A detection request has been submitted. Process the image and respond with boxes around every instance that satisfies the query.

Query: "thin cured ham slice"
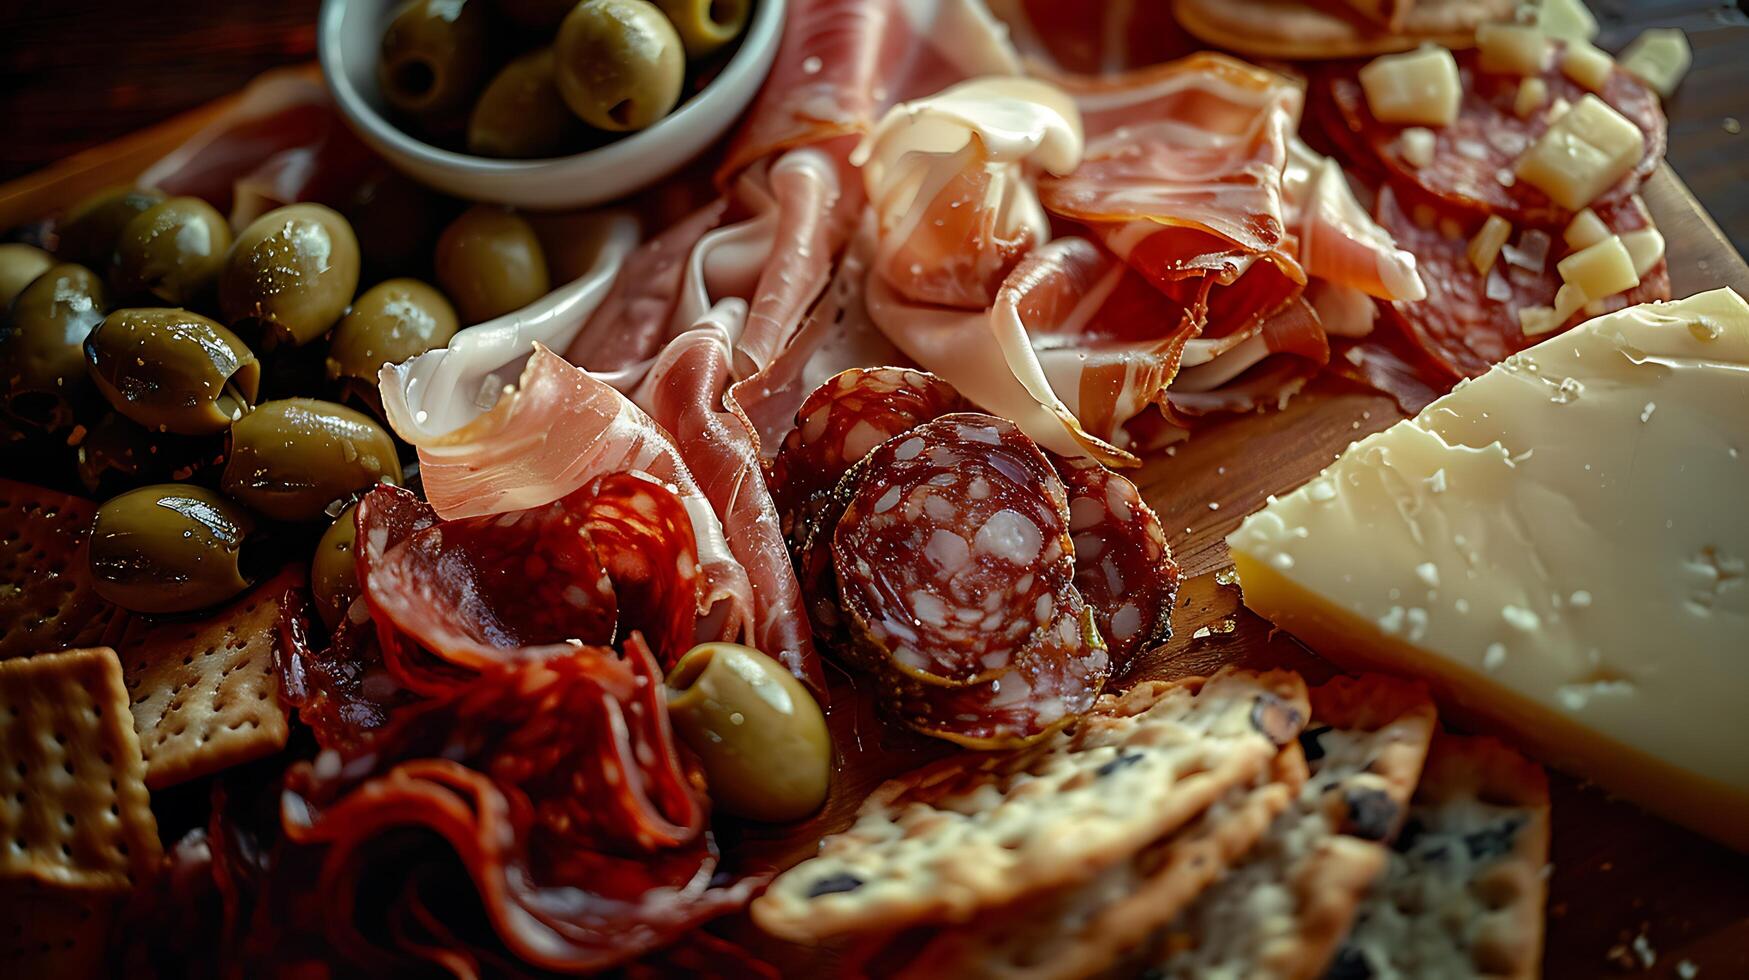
[635,307,826,695]
[852,77,1083,308]
[1167,295,1330,417]
[388,345,755,649]
[1282,137,1425,302]
[986,0,1201,76]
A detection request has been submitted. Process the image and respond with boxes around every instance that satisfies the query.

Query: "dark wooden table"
[1,0,1746,253]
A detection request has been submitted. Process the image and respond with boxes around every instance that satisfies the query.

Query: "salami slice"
[1324,48,1666,227]
[1053,456,1180,668]
[1373,185,1671,379]
[833,414,1079,685]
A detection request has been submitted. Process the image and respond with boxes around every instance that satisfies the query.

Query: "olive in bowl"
[221,398,402,522]
[220,204,361,349]
[555,0,686,133]
[88,483,254,614]
[327,277,459,406]
[435,206,549,323]
[112,196,233,305]
[666,642,832,822]
[0,262,108,432]
[467,49,581,159]
[377,0,492,120]
[654,0,750,58]
[85,308,260,436]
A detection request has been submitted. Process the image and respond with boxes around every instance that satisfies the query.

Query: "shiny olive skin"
[653,0,749,58]
[555,0,685,132]
[221,204,361,349]
[112,197,233,305]
[310,502,360,630]
[378,0,491,118]
[327,278,458,393]
[88,483,254,614]
[57,186,166,268]
[0,263,108,432]
[665,643,832,822]
[0,244,54,311]
[435,206,550,323]
[221,398,403,522]
[85,308,260,435]
[467,49,581,159]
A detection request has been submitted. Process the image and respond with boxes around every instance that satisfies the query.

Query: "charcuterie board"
[3,67,1746,978]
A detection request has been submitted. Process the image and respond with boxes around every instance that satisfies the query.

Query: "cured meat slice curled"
[1053,455,1180,668]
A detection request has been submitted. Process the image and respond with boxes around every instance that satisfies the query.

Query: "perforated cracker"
[0,480,117,660]
[0,881,117,979]
[751,668,1310,942]
[116,565,299,788]
[1331,732,1551,980]
[1147,674,1438,980]
[0,647,161,891]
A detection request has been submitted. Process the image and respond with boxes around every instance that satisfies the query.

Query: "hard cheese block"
[1228,289,1749,852]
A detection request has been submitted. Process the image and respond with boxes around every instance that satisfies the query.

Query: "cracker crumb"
[1725,117,1741,135]
[1632,931,1657,969]
[1677,959,1699,978]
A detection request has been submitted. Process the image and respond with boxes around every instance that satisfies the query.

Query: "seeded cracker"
[1146,674,1438,980]
[0,480,117,660]
[1,881,118,979]
[116,565,299,788]
[1329,732,1551,979]
[751,668,1309,942]
[0,647,161,891]
[894,743,1309,979]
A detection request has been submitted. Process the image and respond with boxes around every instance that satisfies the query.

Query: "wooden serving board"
[5,78,1748,978]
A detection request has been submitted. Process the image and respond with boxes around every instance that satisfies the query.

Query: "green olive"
[0,244,54,311]
[665,643,832,822]
[112,197,233,305]
[310,502,361,630]
[221,398,403,522]
[434,206,550,323]
[0,262,108,432]
[220,204,361,349]
[378,0,492,118]
[57,186,166,268]
[85,308,260,435]
[653,0,749,58]
[467,49,581,159]
[555,0,685,132]
[327,278,458,407]
[88,483,254,614]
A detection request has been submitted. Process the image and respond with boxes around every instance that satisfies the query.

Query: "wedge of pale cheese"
[1228,289,1749,851]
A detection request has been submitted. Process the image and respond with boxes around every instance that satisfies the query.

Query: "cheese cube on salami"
[1620,28,1692,98]
[1359,46,1463,127]
[1514,94,1644,210]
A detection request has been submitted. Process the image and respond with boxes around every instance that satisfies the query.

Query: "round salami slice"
[832,413,1078,686]
[1053,455,1180,668]
[1375,185,1672,380]
[1324,48,1666,227]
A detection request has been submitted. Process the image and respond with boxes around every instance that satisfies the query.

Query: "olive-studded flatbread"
[1327,732,1551,980]
[1144,674,1438,980]
[751,668,1311,942]
[893,743,1310,980]
[1173,0,1518,61]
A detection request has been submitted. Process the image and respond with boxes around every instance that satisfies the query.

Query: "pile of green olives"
[377,0,751,159]
[1,180,570,618]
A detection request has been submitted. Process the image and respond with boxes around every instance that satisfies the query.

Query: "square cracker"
[1145,673,1439,980]
[0,480,117,661]
[115,565,300,789]
[0,647,161,891]
[0,881,118,980]
[751,668,1310,943]
[895,743,1310,979]
[1330,732,1551,980]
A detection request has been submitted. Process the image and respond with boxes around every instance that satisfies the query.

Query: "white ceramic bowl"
[317,0,784,209]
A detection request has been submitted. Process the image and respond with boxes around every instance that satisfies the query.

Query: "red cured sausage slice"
[1052,456,1180,669]
[1374,185,1671,380]
[833,414,1079,685]
[1324,48,1666,227]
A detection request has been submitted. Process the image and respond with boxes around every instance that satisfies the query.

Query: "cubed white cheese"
[1563,207,1611,250]
[1620,28,1692,98]
[1620,227,1666,277]
[1515,77,1550,119]
[1537,0,1599,43]
[1397,127,1437,167]
[1561,38,1615,93]
[1515,94,1644,211]
[1360,45,1463,127]
[1228,289,1749,853]
[1468,215,1513,275]
[1557,234,1640,300]
[1478,23,1550,77]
